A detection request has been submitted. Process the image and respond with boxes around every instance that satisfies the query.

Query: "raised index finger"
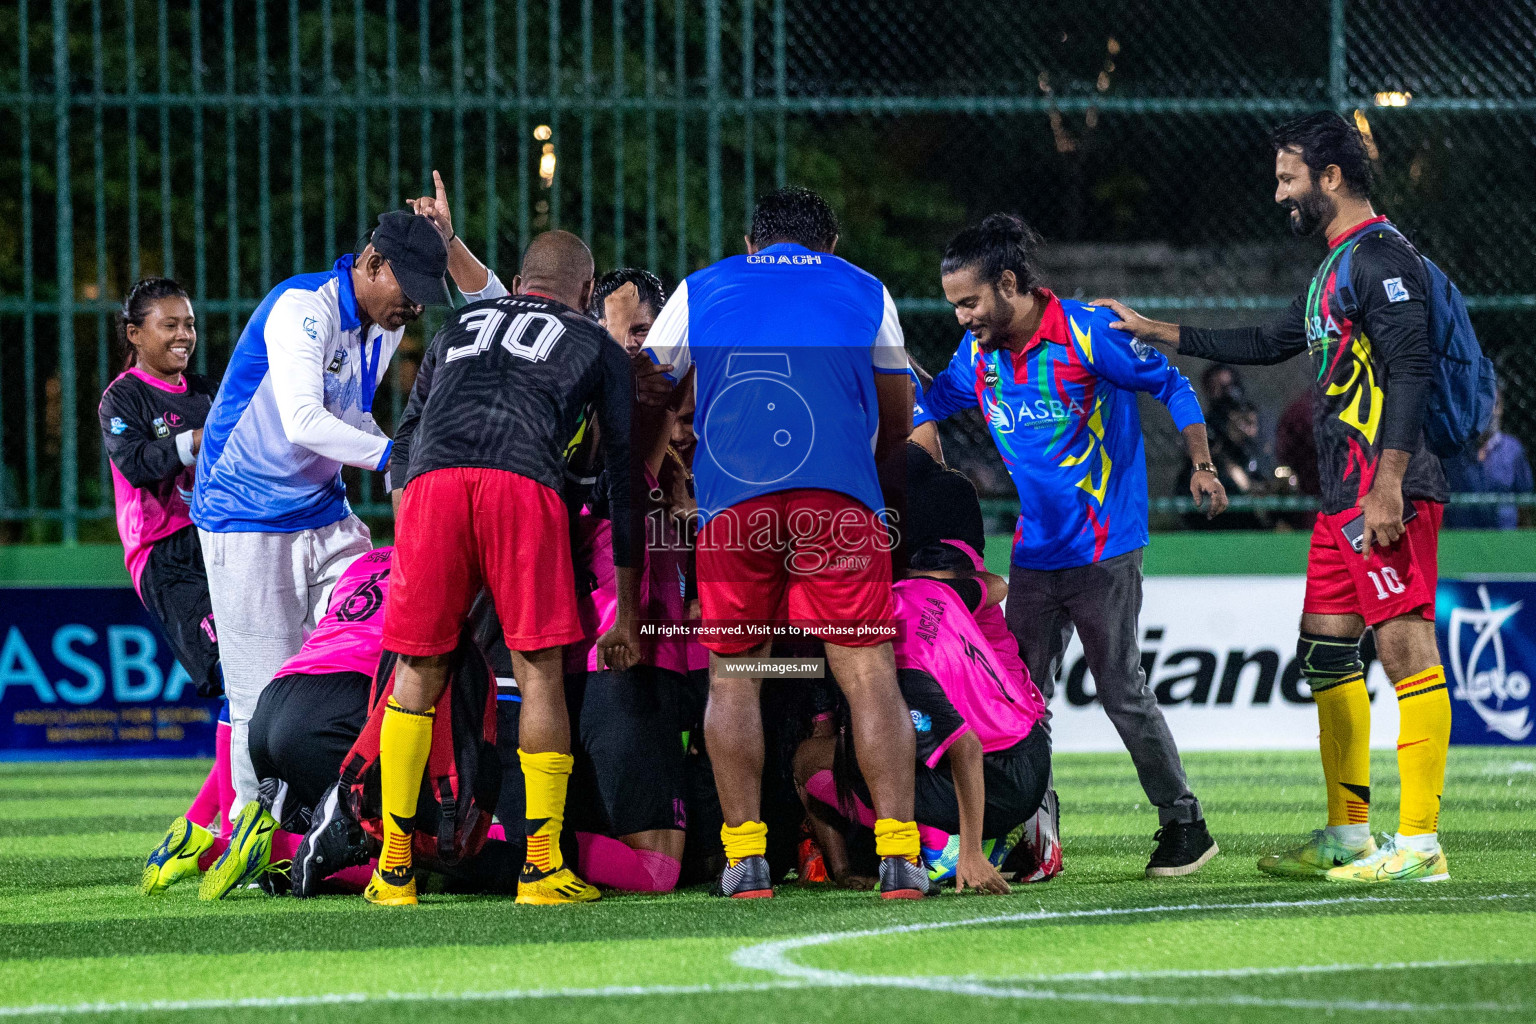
[433,169,447,203]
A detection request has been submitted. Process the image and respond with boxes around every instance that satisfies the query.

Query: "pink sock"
[805,770,948,849]
[631,848,681,892]
[486,823,506,842]
[327,861,375,893]
[271,830,300,862]
[213,721,234,836]
[576,832,681,892]
[918,824,951,850]
[806,769,876,827]
[185,762,221,829]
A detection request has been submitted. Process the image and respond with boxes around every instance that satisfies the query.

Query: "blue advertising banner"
[0,588,219,760]
[1436,580,1536,746]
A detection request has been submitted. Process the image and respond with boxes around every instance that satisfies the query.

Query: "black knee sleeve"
[1297,632,1364,694]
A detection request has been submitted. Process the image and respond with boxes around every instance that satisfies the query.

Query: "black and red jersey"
[392,292,640,566]
[1180,216,1447,515]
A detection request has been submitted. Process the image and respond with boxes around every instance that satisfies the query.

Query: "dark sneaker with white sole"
[712,855,773,898]
[1145,819,1219,878]
[878,855,930,899]
[291,782,370,898]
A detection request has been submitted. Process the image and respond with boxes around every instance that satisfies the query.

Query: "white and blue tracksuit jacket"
[192,254,402,533]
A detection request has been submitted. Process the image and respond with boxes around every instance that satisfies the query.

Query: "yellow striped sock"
[1313,676,1371,827]
[721,820,768,867]
[378,696,434,879]
[874,818,920,864]
[1395,666,1450,835]
[520,749,574,872]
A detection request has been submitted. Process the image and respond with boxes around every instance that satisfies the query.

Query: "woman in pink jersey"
[104,279,234,896]
[795,543,1050,894]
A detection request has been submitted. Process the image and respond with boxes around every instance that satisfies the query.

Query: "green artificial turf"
[2,749,1534,1023]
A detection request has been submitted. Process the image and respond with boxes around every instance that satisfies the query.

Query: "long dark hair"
[117,277,189,371]
[940,213,1044,292]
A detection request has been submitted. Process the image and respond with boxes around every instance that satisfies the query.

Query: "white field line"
[0,983,815,1018]
[730,892,1534,1014]
[1005,957,1536,983]
[2,892,1529,1017]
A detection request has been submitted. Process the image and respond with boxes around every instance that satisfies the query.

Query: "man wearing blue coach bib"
[643,187,929,899]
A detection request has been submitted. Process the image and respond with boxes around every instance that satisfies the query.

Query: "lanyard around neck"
[357,331,382,414]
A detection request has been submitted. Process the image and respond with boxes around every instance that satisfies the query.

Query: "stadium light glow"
[540,143,557,187]
[534,124,553,140]
[1373,91,1412,106]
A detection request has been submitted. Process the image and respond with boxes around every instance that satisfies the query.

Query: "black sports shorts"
[249,669,370,815]
[852,725,1050,841]
[564,666,689,838]
[140,524,221,696]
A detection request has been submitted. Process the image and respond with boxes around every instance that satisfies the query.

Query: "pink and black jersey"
[276,547,392,679]
[891,577,1045,765]
[567,468,703,675]
[98,368,217,591]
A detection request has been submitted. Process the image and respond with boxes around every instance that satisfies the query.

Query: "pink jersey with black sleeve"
[98,368,216,593]
[891,577,1045,760]
[942,538,1029,690]
[276,547,392,679]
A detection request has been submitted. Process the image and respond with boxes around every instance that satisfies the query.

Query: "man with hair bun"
[921,213,1226,878]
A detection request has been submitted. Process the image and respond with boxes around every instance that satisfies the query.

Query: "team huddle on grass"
[104,110,1471,907]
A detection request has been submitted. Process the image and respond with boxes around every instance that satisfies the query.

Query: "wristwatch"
[1193,462,1217,475]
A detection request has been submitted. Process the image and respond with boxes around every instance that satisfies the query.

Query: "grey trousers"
[1007,548,1202,826]
[199,515,373,815]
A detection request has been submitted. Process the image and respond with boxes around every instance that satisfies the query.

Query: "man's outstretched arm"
[1093,295,1309,366]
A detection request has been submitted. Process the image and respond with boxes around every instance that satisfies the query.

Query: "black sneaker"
[1145,819,1219,878]
[878,855,930,899]
[711,855,773,898]
[291,783,369,898]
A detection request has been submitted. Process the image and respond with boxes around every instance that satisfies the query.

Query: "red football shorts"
[1303,499,1443,626]
[384,467,583,655]
[695,488,895,655]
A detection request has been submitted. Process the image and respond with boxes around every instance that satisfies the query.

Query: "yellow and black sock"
[378,696,434,882]
[874,818,920,865]
[1395,665,1451,836]
[1313,676,1372,828]
[1300,633,1371,830]
[721,820,768,867]
[520,749,574,873]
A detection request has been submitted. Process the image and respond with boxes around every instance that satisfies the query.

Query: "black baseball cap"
[370,211,451,307]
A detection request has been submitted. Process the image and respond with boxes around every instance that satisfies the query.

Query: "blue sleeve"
[920,338,978,424]
[1072,314,1203,432]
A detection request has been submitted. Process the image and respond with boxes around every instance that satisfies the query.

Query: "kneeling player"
[196,548,394,898]
[376,230,642,907]
[796,547,1049,893]
[559,450,699,892]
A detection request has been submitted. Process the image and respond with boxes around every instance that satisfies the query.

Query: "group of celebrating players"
[103,108,1457,908]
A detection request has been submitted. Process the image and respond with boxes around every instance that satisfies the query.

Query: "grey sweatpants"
[1007,548,1202,826]
[199,516,373,815]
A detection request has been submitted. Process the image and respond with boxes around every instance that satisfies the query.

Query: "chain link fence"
[2,0,1532,540]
